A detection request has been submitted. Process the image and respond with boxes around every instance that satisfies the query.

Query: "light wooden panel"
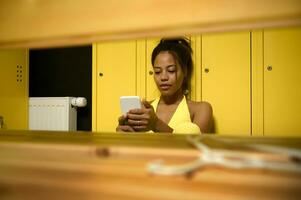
[0,130,301,200]
[0,0,300,48]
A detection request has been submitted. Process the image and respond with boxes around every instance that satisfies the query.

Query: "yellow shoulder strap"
[151,98,160,112]
[168,96,191,129]
[150,96,201,134]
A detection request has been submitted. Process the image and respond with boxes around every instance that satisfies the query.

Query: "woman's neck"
[160,90,184,105]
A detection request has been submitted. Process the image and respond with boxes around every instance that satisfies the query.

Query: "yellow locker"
[251,30,264,136]
[190,36,201,101]
[0,49,28,130]
[146,38,161,101]
[201,31,251,135]
[263,27,301,136]
[93,40,138,132]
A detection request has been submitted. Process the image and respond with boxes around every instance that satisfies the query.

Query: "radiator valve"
[71,97,87,107]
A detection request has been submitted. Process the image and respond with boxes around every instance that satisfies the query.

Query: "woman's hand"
[126,100,158,132]
[116,115,136,132]
[116,100,173,133]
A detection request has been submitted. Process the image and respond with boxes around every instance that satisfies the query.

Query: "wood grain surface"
[0,130,300,200]
[0,0,300,49]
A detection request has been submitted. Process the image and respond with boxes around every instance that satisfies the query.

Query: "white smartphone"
[120,96,142,114]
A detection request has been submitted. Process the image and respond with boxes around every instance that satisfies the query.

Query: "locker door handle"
[267,66,273,71]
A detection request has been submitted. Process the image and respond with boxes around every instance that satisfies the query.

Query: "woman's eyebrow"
[154,64,176,68]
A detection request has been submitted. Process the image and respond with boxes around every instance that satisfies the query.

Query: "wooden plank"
[0,137,300,200]
[0,0,300,49]
[0,130,195,148]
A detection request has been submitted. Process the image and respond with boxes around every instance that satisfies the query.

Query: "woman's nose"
[160,71,168,81]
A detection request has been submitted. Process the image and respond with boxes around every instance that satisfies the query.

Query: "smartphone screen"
[120,96,141,114]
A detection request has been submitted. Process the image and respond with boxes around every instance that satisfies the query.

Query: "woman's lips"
[160,84,171,90]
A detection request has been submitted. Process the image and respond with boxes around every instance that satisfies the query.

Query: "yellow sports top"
[151,96,201,134]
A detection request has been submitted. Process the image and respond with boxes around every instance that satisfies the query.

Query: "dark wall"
[29,45,92,131]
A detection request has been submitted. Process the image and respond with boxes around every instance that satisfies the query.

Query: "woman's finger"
[127,113,146,120]
[142,100,153,109]
[127,119,147,126]
[133,125,148,131]
[128,108,145,114]
[118,115,127,124]
[117,125,135,132]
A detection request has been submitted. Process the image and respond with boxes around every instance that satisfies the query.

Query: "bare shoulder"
[187,99,213,133]
[187,100,212,114]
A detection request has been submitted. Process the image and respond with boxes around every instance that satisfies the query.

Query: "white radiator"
[29,97,77,131]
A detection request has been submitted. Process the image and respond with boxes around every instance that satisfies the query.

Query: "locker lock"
[99,72,103,77]
[267,66,273,71]
[149,71,154,75]
[204,68,209,73]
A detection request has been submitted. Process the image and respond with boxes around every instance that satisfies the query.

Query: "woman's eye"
[167,66,176,73]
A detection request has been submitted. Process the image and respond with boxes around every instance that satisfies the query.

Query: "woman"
[117,38,212,134]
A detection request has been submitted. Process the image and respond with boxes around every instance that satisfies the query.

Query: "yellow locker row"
[0,27,300,136]
[92,32,251,135]
[92,27,301,136]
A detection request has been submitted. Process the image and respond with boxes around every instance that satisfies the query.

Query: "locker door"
[264,27,301,136]
[0,49,28,130]
[190,36,202,101]
[146,38,161,101]
[94,41,137,132]
[202,31,251,135]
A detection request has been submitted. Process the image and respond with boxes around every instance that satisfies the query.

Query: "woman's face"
[153,51,184,97]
